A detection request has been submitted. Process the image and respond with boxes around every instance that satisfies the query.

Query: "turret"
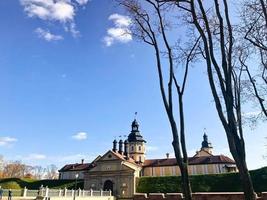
[127,119,146,163]
[124,139,129,159]
[118,139,123,155]
[113,139,118,152]
[201,133,213,154]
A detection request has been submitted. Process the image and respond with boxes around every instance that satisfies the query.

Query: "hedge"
[0,178,84,189]
[1,167,266,192]
[137,167,267,193]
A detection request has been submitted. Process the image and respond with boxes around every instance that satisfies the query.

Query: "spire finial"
[203,128,207,137]
[134,112,138,120]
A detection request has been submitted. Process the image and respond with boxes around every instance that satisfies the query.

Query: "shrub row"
[0,178,84,189]
[137,167,267,193]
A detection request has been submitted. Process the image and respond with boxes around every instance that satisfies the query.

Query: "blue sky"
[0,0,266,170]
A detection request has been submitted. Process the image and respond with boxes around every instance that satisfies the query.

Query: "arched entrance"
[103,180,113,194]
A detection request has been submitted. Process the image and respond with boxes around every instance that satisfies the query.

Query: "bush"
[137,167,267,193]
[0,178,84,190]
[0,181,21,189]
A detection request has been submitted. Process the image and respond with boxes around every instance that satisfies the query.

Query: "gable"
[95,150,124,163]
[88,150,140,173]
[99,151,121,161]
[194,150,213,157]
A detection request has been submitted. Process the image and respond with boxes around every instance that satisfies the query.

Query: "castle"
[59,119,237,197]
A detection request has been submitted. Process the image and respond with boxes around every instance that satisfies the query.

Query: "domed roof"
[128,119,146,143]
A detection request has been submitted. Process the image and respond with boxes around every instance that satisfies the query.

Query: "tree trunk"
[180,164,192,200]
[172,140,192,200]
[234,153,256,200]
[240,168,255,200]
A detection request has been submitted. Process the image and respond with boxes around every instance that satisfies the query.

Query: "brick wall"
[134,192,267,200]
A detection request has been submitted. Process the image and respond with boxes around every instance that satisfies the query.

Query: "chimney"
[118,139,123,155]
[166,153,170,159]
[113,139,118,152]
[124,140,129,159]
[81,159,84,164]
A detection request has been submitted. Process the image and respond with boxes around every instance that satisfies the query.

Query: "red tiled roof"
[143,155,235,167]
[60,151,140,173]
[189,155,235,165]
[58,163,95,172]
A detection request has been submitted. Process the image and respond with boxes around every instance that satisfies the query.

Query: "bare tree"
[239,0,267,118]
[45,164,58,179]
[118,1,201,199]
[32,166,46,180]
[241,0,267,51]
[2,161,29,178]
[153,0,257,199]
[0,157,56,180]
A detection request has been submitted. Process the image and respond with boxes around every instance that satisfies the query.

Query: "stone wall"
[134,192,267,200]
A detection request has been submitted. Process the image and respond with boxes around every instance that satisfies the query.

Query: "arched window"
[138,146,142,151]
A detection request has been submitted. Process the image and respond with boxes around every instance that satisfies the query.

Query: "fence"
[1,187,112,198]
[134,192,267,200]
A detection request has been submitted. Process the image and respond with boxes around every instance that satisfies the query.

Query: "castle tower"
[201,132,213,154]
[127,119,146,163]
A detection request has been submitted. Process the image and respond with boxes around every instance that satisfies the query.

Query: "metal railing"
[1,187,112,198]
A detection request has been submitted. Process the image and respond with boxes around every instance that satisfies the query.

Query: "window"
[138,146,141,151]
[139,156,142,162]
[131,146,134,151]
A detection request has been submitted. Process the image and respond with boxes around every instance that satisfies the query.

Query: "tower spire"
[127,117,146,163]
[201,130,213,154]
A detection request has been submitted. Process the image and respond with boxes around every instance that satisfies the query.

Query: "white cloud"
[0,137,17,146]
[57,154,87,162]
[109,13,131,27]
[35,28,63,41]
[72,132,87,140]
[75,0,89,6]
[25,153,47,160]
[51,153,98,164]
[146,146,158,152]
[64,22,80,38]
[104,13,132,47]
[20,0,90,39]
[21,0,75,22]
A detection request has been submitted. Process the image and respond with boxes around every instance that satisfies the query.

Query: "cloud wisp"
[75,0,89,6]
[0,137,17,147]
[104,13,132,47]
[35,28,63,41]
[24,153,47,161]
[72,132,88,141]
[20,0,90,40]
[146,146,158,152]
